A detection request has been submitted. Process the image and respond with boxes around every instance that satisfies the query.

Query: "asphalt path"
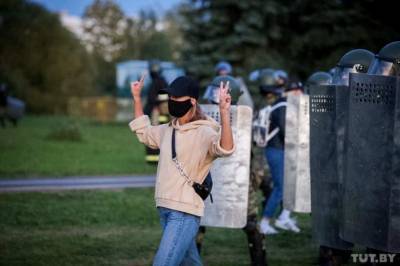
[0,175,156,193]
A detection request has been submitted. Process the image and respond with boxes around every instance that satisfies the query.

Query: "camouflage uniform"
[242,144,270,266]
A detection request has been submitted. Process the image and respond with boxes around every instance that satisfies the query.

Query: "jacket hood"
[171,115,220,132]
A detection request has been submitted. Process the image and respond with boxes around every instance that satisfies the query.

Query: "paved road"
[0,175,156,193]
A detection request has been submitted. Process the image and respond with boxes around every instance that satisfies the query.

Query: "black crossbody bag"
[171,128,213,203]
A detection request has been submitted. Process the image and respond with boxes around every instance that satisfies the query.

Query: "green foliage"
[118,9,175,62]
[82,2,179,95]
[179,0,400,83]
[83,0,125,62]
[0,0,96,114]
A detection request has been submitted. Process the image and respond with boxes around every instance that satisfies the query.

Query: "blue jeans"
[263,147,284,218]
[153,207,202,266]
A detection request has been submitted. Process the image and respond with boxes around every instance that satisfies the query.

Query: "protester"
[129,74,235,266]
[256,69,300,235]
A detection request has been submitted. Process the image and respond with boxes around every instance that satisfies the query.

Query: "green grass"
[0,115,157,178]
[0,188,320,266]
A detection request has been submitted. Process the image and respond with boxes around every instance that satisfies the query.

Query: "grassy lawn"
[0,115,156,178]
[0,115,357,265]
[0,188,319,266]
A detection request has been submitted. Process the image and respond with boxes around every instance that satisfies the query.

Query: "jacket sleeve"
[128,115,163,149]
[207,130,235,158]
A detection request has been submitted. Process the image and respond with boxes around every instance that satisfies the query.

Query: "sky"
[30,0,183,17]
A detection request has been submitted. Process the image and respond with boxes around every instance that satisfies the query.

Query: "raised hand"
[130,73,146,100]
[219,81,232,112]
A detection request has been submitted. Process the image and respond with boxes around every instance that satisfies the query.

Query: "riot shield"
[309,85,353,249]
[341,73,400,252]
[283,94,311,213]
[335,85,351,232]
[236,77,254,109]
[200,104,252,228]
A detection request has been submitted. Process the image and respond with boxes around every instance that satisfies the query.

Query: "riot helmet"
[332,49,374,86]
[368,41,400,77]
[258,68,282,95]
[274,69,289,87]
[215,61,232,76]
[286,80,304,96]
[306,71,333,86]
[204,75,242,105]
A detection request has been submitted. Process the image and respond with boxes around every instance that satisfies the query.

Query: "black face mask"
[168,99,193,117]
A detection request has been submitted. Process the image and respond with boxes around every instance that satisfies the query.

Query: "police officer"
[368,41,400,76]
[313,49,374,266]
[332,49,375,86]
[357,42,400,263]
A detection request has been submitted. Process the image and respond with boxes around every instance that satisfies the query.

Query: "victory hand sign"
[219,81,231,112]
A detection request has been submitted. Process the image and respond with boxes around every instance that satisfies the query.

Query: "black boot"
[260,178,272,210]
[196,226,206,254]
[319,246,352,266]
[244,215,267,266]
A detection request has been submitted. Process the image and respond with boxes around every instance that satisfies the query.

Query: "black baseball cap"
[163,76,200,100]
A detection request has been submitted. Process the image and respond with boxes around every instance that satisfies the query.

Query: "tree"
[83,0,126,62]
[82,0,127,95]
[119,9,175,62]
[179,0,400,83]
[0,0,96,113]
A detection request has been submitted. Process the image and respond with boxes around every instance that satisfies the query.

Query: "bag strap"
[172,127,177,159]
[270,101,287,111]
[171,128,193,185]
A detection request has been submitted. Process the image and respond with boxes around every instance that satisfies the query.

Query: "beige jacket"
[129,115,235,216]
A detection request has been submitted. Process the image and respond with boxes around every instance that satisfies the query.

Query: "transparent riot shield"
[200,104,253,228]
[283,94,311,213]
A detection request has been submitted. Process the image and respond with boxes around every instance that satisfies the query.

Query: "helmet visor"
[332,67,354,86]
[333,62,370,86]
[204,85,220,104]
[368,58,398,76]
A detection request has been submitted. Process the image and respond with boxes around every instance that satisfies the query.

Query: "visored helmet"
[332,49,375,86]
[306,71,333,86]
[286,81,304,92]
[258,68,283,95]
[368,41,400,77]
[204,75,242,104]
[214,61,232,75]
[274,69,289,87]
